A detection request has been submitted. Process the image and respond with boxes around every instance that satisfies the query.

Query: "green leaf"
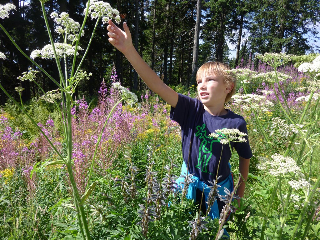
[80,181,98,204]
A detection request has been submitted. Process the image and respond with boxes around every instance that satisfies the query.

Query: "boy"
[107,20,251,220]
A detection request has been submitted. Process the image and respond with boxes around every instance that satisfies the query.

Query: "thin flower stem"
[40,1,65,88]
[74,19,100,78]
[70,0,91,78]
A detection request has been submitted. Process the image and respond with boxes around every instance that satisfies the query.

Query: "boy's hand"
[107,20,133,55]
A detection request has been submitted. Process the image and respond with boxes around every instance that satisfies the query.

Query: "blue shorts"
[176,161,234,220]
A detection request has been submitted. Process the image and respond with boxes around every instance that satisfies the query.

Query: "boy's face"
[196,71,230,107]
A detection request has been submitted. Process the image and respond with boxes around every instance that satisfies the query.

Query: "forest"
[1,0,319,104]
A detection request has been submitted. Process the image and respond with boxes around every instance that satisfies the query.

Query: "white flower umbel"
[251,71,291,83]
[269,117,305,137]
[209,128,247,145]
[298,55,320,73]
[256,52,293,68]
[232,93,274,112]
[0,3,16,19]
[0,52,6,59]
[288,179,310,191]
[258,154,301,176]
[17,68,39,82]
[112,82,138,106]
[30,43,83,59]
[295,93,320,102]
[50,11,83,41]
[84,0,120,24]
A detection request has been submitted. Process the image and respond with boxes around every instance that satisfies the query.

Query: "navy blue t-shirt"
[170,94,252,185]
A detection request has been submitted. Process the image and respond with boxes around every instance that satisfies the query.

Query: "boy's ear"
[226,82,234,93]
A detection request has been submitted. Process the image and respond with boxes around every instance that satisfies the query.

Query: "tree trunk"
[151,0,157,70]
[235,14,244,67]
[191,0,201,82]
[132,0,139,90]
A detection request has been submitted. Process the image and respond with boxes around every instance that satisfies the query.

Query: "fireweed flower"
[84,0,120,24]
[0,52,6,59]
[258,154,301,176]
[0,3,16,19]
[209,128,247,145]
[30,43,83,59]
[112,82,138,106]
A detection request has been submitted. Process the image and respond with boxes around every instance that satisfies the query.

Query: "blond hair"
[196,62,236,103]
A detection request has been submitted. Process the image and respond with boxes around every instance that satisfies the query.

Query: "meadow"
[0,1,320,239]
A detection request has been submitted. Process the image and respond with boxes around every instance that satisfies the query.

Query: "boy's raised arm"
[107,20,178,108]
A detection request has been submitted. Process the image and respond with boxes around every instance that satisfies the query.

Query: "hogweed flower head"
[0,3,16,19]
[209,128,247,145]
[0,52,6,59]
[17,68,38,82]
[30,43,83,59]
[258,154,301,176]
[256,52,293,68]
[288,179,310,191]
[50,11,83,41]
[298,55,320,73]
[112,82,138,106]
[84,0,120,24]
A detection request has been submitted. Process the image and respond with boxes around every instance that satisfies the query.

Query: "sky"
[228,23,320,58]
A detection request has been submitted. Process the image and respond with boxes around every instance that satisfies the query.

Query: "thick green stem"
[65,93,91,239]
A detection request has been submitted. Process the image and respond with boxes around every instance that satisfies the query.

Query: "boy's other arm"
[107,20,178,108]
[237,157,250,206]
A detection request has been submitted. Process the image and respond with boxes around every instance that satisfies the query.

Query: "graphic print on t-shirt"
[195,123,220,173]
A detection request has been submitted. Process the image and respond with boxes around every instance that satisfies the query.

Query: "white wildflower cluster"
[232,93,274,111]
[298,55,320,73]
[288,179,310,191]
[228,68,257,83]
[39,89,61,103]
[112,82,138,106]
[84,0,120,24]
[258,154,301,176]
[30,43,83,59]
[295,92,319,102]
[251,71,291,83]
[0,3,16,19]
[50,12,83,42]
[209,128,247,145]
[269,117,304,137]
[17,68,38,82]
[0,52,6,59]
[15,86,24,93]
[256,52,293,68]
